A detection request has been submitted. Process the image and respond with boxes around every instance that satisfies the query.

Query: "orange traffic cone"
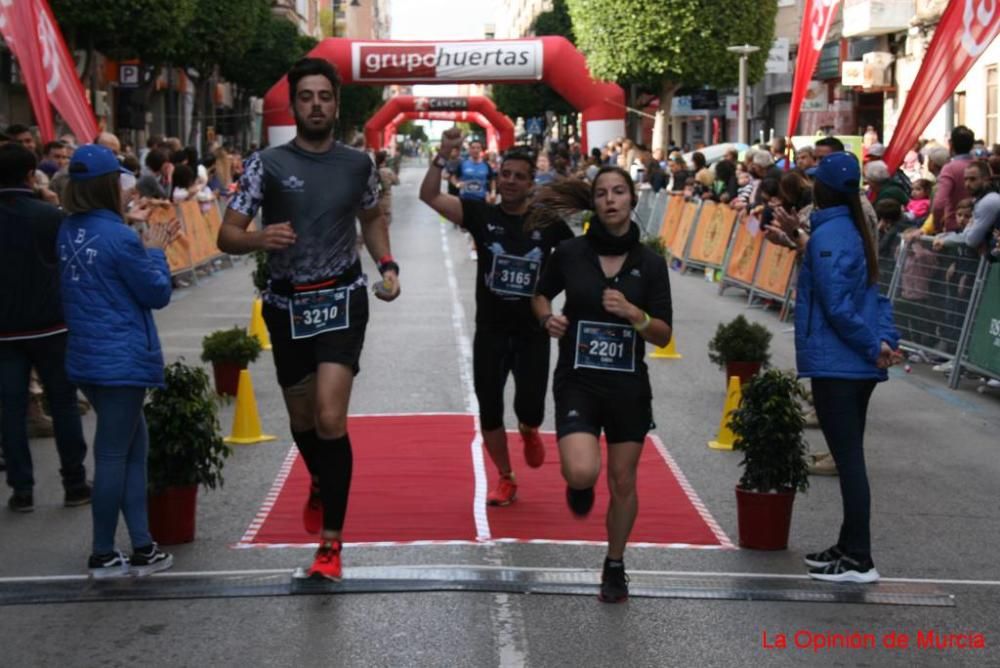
[650,334,683,359]
[224,369,276,445]
[249,298,271,351]
[708,376,742,450]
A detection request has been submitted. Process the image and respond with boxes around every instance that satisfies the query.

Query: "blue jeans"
[811,378,878,561]
[0,334,87,493]
[80,385,153,555]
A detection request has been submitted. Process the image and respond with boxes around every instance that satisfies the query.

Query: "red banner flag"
[786,0,840,140]
[34,0,99,144]
[1,0,55,142]
[884,0,1000,173]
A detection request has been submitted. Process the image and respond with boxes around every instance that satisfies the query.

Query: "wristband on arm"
[633,311,652,332]
[378,255,399,276]
[433,154,448,169]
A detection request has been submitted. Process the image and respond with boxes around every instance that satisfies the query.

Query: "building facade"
[495,0,553,39]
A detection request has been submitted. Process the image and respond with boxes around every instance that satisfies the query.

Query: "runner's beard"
[295,114,336,142]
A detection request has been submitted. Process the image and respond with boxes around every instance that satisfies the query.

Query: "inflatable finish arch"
[382,110,505,153]
[365,96,514,151]
[262,37,625,153]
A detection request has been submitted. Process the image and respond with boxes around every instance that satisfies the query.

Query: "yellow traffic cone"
[224,369,277,445]
[249,298,272,351]
[650,335,683,359]
[708,376,742,450]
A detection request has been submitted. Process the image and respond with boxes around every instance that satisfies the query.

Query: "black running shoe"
[64,483,92,507]
[130,543,174,576]
[808,555,880,584]
[598,558,629,603]
[803,544,843,568]
[566,485,595,517]
[88,550,130,579]
[8,490,33,513]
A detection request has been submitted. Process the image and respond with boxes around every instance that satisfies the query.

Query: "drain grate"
[0,567,955,607]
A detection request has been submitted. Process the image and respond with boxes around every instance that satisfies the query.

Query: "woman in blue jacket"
[58,145,179,578]
[791,152,900,584]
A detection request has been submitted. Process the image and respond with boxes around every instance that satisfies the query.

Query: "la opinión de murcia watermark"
[761,630,987,652]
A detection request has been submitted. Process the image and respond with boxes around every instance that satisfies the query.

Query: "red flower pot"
[726,361,762,388]
[735,485,795,550]
[212,361,245,396]
[148,485,198,545]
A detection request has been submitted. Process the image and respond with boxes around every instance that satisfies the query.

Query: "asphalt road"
[2,161,998,667]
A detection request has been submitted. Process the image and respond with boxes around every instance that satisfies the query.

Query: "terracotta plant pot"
[726,361,762,388]
[735,485,795,550]
[148,485,198,545]
[212,361,245,396]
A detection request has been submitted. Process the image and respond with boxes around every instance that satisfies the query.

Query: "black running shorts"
[262,287,369,388]
[473,326,550,431]
[554,382,654,444]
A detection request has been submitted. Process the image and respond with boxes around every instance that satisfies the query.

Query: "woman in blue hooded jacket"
[786,152,900,584]
[57,145,180,578]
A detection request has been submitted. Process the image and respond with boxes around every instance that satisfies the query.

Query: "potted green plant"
[251,249,269,294]
[201,326,262,396]
[144,361,230,545]
[643,235,667,258]
[729,369,809,550]
[707,314,772,388]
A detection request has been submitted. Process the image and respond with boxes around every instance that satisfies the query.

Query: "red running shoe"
[302,484,322,535]
[486,473,517,506]
[520,425,546,468]
[306,540,342,581]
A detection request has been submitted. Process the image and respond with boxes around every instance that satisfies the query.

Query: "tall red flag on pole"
[34,0,99,143]
[1,0,55,141]
[785,0,840,141]
[884,0,1000,173]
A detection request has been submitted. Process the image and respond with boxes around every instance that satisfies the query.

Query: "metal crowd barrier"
[881,236,982,364]
[646,194,998,389]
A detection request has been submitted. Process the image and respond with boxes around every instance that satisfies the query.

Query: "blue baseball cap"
[813,151,860,194]
[68,144,130,181]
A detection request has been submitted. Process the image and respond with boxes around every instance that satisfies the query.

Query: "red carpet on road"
[241,413,727,548]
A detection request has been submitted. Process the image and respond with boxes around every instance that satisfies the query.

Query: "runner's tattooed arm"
[359,162,400,301]
[419,127,464,226]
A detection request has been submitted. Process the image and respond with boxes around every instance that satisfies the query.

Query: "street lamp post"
[726,44,760,146]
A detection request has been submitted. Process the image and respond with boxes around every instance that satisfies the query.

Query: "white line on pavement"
[1,564,997,587]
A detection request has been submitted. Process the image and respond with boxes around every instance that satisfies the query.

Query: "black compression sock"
[316,434,353,532]
[291,429,321,478]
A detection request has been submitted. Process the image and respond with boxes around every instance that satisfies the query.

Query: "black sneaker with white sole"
[803,545,844,568]
[88,550,131,579]
[130,544,174,576]
[64,483,92,507]
[808,555,880,584]
[8,490,33,513]
[566,485,595,517]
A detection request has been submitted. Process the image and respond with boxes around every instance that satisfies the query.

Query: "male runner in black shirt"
[420,128,572,505]
[219,58,400,581]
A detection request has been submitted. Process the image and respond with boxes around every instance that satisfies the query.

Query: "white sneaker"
[932,360,954,373]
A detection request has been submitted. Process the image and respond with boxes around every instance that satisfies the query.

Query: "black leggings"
[811,378,877,561]
[473,326,549,431]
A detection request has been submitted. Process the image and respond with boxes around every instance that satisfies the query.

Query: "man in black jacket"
[0,143,90,512]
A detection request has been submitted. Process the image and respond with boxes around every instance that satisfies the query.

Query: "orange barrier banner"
[176,201,216,265]
[752,241,798,298]
[148,205,191,275]
[658,194,685,246]
[204,201,224,239]
[724,213,765,286]
[667,201,700,259]
[687,202,738,268]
